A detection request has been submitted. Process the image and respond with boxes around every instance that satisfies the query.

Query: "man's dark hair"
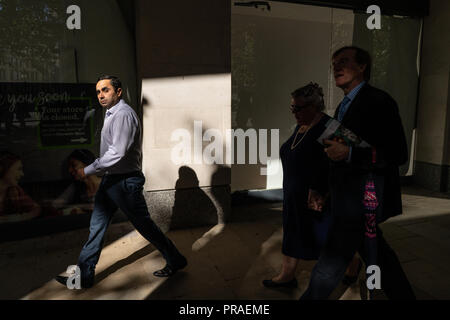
[97,75,122,92]
[332,46,371,81]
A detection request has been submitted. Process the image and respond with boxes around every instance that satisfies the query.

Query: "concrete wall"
[66,0,138,108]
[135,0,231,231]
[231,2,353,191]
[414,0,450,191]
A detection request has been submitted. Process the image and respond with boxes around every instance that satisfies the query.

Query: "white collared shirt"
[84,99,142,175]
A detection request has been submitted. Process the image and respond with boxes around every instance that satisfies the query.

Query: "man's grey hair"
[291,82,325,111]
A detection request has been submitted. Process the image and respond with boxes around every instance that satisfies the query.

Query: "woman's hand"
[308,189,325,212]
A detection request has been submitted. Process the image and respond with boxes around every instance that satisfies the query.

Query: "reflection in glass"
[0,0,66,82]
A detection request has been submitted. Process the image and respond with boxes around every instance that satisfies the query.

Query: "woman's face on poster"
[68,158,85,181]
[3,160,24,185]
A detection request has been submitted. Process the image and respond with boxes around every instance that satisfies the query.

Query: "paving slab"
[1,186,450,300]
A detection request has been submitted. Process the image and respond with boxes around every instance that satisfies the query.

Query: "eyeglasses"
[290,104,310,113]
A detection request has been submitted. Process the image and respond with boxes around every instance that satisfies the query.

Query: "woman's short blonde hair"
[291,82,325,111]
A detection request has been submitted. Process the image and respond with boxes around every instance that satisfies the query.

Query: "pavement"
[1,186,450,300]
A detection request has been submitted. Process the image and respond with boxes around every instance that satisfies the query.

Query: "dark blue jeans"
[77,171,184,283]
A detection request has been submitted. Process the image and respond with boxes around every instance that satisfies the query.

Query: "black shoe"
[342,260,363,286]
[55,275,69,287]
[54,275,94,289]
[153,256,187,277]
[342,275,358,286]
[262,278,298,288]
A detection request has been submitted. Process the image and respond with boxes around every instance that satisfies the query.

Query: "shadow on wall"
[210,165,231,224]
[170,166,218,229]
[139,95,151,121]
[164,115,232,229]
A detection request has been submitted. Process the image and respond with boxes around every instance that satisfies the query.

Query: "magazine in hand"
[316,114,371,148]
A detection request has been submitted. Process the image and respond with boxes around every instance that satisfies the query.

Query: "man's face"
[96,79,122,109]
[332,49,366,93]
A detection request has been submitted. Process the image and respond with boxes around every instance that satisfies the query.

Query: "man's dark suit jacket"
[330,83,408,223]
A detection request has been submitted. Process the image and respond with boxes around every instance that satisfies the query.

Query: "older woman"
[263,82,332,288]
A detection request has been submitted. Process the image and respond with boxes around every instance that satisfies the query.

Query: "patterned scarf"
[362,148,378,298]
